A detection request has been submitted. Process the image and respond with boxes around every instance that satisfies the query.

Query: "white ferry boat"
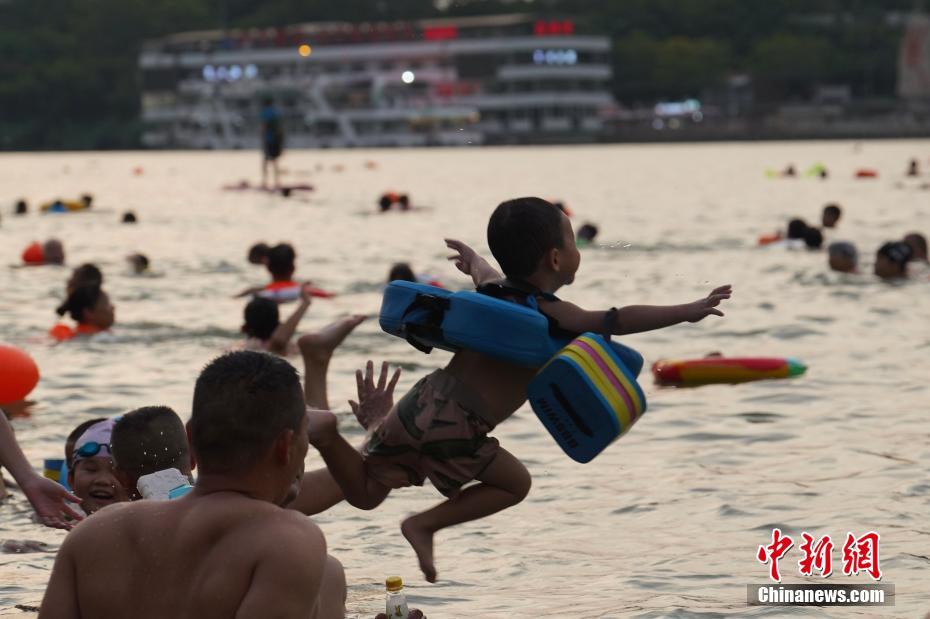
[138,14,617,148]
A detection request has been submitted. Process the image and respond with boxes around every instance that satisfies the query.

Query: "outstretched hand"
[444,238,479,276]
[686,284,732,322]
[349,360,401,431]
[20,474,83,530]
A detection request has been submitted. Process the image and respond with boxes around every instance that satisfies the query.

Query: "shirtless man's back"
[42,492,329,619]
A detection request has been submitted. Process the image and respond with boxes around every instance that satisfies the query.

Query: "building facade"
[139,14,617,148]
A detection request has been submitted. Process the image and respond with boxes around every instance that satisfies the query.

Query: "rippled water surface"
[1,142,929,617]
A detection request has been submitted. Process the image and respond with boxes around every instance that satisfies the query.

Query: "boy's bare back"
[40,491,327,619]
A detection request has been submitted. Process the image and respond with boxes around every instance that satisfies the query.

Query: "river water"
[1,142,928,617]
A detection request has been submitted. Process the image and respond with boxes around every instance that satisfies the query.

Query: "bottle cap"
[386,576,403,591]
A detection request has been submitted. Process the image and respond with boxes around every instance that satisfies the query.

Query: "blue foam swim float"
[379,281,648,462]
[528,334,647,462]
[380,280,644,373]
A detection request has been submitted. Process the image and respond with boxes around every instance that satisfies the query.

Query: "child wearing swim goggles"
[67,418,130,514]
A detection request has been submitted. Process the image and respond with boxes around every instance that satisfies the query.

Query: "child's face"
[554,214,581,285]
[84,292,115,329]
[70,457,130,513]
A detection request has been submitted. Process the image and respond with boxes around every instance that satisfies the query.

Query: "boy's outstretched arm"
[445,239,501,286]
[268,284,313,353]
[539,285,732,335]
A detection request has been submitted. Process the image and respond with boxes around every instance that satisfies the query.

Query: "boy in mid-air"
[308,197,732,582]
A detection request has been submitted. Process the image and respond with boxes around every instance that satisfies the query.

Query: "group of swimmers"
[763,203,929,280]
[1,196,732,617]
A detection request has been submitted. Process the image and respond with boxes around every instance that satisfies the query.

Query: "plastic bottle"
[385,576,409,618]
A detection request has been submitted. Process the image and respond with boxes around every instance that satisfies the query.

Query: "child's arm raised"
[539,285,732,336]
[268,284,313,354]
[445,238,501,287]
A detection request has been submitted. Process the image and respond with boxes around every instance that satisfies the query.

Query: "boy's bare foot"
[401,516,437,583]
[298,315,367,362]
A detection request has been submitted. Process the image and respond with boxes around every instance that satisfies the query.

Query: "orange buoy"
[0,345,40,403]
[21,242,45,265]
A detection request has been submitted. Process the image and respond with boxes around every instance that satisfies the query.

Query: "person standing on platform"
[261,97,284,189]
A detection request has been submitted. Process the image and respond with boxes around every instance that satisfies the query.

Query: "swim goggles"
[73,441,112,460]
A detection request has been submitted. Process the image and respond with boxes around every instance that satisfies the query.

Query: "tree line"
[0,0,915,149]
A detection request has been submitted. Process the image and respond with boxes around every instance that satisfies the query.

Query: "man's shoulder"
[251,506,325,546]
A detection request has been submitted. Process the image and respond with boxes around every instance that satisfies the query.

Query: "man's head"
[43,239,65,265]
[66,263,103,296]
[14,200,27,215]
[388,262,416,283]
[122,211,138,224]
[190,351,308,506]
[243,297,280,340]
[487,197,580,287]
[875,241,912,279]
[68,418,131,513]
[248,242,270,265]
[803,226,824,250]
[903,232,927,261]
[822,204,841,228]
[786,219,808,240]
[266,243,296,280]
[111,406,191,497]
[828,241,858,273]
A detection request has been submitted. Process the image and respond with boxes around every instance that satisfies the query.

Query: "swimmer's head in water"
[43,239,65,265]
[67,263,103,296]
[378,195,392,212]
[875,241,912,279]
[822,204,841,228]
[191,351,308,504]
[903,232,927,261]
[81,194,93,208]
[828,241,858,273]
[243,297,280,340]
[14,200,27,215]
[57,284,115,329]
[266,243,296,280]
[786,219,808,240]
[69,418,131,513]
[112,406,190,495]
[488,197,579,285]
[577,223,599,244]
[388,262,416,283]
[248,242,271,265]
[803,227,824,250]
[127,253,149,274]
[122,211,137,224]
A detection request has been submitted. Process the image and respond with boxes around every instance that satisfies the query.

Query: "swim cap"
[877,241,913,266]
[73,418,115,464]
[828,241,858,261]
